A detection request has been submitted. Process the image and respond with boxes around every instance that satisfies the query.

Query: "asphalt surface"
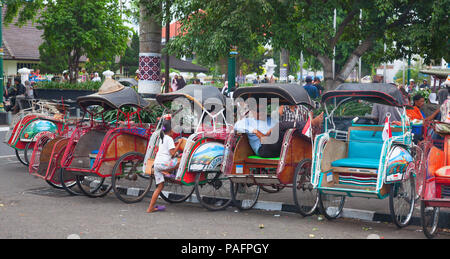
[0,130,449,240]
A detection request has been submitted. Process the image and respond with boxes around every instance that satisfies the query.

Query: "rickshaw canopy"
[156,84,225,110]
[232,83,315,108]
[321,83,405,107]
[77,86,150,113]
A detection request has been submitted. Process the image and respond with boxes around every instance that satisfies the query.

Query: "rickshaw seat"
[330,127,402,170]
[331,158,379,169]
[435,166,450,178]
[245,155,280,165]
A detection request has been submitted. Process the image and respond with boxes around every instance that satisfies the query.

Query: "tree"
[164,0,271,75]
[5,0,130,83]
[137,0,162,95]
[269,0,449,90]
[120,32,140,77]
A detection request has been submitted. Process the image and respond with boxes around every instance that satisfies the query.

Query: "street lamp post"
[228,46,238,95]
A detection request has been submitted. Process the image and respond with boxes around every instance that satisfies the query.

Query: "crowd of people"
[3,77,34,113]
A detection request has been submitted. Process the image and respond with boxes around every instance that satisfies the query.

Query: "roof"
[322,83,406,107]
[163,55,208,73]
[419,69,450,80]
[233,83,315,107]
[2,8,43,60]
[1,7,87,62]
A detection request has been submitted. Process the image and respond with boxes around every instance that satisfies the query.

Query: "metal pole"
[332,8,336,80]
[383,43,387,83]
[402,57,405,85]
[299,51,304,85]
[228,47,237,94]
[358,9,362,83]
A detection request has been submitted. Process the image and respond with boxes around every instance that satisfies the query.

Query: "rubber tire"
[420,200,440,239]
[292,159,319,217]
[230,182,260,210]
[389,176,415,228]
[318,192,345,220]
[194,171,233,211]
[111,152,152,204]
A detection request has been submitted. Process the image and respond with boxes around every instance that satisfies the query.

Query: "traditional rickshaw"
[143,84,233,211]
[221,84,320,216]
[5,100,70,166]
[53,79,155,203]
[311,83,416,228]
[416,120,450,238]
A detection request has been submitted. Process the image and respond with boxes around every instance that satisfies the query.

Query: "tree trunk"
[318,36,374,91]
[164,0,170,93]
[138,1,162,96]
[280,48,289,82]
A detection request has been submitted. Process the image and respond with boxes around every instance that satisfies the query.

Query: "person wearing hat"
[313,77,324,95]
[303,76,319,99]
[419,79,429,89]
[408,79,417,92]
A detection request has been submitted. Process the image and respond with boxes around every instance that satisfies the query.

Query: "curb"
[114,185,450,229]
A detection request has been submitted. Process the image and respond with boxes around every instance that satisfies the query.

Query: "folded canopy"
[156,84,225,110]
[321,83,406,107]
[77,84,149,113]
[232,83,315,108]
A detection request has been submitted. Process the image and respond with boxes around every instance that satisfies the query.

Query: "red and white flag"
[382,116,392,141]
[302,114,312,138]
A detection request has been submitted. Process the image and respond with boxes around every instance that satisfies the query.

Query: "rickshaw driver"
[255,105,323,158]
[234,104,323,158]
[234,106,278,157]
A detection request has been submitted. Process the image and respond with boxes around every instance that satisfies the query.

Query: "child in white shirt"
[146,119,183,213]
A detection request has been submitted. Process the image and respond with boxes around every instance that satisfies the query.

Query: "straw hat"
[98,78,125,95]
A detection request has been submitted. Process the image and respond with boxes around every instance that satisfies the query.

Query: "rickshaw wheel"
[111,152,152,204]
[15,148,28,166]
[23,142,34,166]
[159,177,195,204]
[420,200,440,239]
[389,172,415,228]
[76,175,111,198]
[293,159,319,217]
[230,182,260,210]
[194,171,232,211]
[318,192,345,220]
[59,168,82,195]
[260,185,284,193]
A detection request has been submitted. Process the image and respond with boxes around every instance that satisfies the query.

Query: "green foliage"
[35,81,102,91]
[316,101,373,117]
[101,105,165,124]
[143,0,448,90]
[5,0,131,83]
[119,32,140,77]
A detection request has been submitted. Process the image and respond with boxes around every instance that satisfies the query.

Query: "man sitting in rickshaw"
[234,104,322,158]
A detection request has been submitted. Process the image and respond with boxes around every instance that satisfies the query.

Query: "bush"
[35,81,102,91]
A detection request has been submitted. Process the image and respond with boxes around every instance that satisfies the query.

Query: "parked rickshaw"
[221,84,320,216]
[5,100,70,166]
[416,120,450,238]
[311,83,416,228]
[143,84,233,211]
[55,79,155,203]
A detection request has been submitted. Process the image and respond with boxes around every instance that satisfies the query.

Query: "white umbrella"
[197,73,207,78]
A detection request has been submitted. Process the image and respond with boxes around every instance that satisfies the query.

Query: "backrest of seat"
[347,126,403,159]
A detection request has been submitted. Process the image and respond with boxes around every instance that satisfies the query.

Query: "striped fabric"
[339,173,377,187]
